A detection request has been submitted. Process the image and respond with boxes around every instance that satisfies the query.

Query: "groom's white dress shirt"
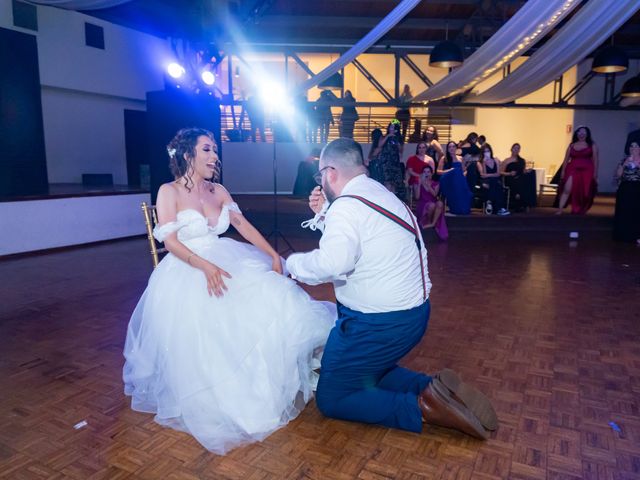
[286,174,431,314]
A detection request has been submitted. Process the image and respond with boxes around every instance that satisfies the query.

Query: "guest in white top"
[287,138,497,439]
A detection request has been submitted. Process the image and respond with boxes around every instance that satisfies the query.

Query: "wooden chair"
[538,182,558,205]
[545,164,557,183]
[141,202,167,268]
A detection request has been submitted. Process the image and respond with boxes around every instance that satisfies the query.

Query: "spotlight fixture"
[167,62,185,79]
[201,70,215,86]
[235,67,240,78]
[621,74,640,97]
[429,41,463,68]
[592,46,628,73]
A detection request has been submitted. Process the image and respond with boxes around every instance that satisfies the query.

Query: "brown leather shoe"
[419,383,488,440]
[433,369,498,431]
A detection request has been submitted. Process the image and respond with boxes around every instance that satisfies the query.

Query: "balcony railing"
[220,105,452,146]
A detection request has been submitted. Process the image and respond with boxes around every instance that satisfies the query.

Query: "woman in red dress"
[557,126,599,215]
[405,142,435,200]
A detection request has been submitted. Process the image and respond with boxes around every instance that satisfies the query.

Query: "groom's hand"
[309,186,325,214]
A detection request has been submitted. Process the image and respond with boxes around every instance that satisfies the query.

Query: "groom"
[286,138,497,439]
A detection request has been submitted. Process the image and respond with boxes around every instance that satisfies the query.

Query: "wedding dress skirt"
[123,204,336,454]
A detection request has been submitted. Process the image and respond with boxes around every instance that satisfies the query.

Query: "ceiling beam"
[254,15,468,30]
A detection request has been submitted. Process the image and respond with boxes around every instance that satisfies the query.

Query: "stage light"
[167,63,185,79]
[259,81,286,107]
[201,70,215,85]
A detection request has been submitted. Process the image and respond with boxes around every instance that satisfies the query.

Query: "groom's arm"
[286,204,361,285]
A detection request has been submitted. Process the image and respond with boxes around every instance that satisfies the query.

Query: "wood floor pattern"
[1,229,639,479]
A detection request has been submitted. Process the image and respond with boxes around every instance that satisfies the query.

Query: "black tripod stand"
[266,135,295,254]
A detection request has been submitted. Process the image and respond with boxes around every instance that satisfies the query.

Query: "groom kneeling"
[286,138,497,439]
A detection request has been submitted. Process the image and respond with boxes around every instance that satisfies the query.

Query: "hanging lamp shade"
[429,41,463,68]
[592,46,629,73]
[621,74,640,97]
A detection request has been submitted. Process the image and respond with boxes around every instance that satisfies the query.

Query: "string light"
[429,0,578,102]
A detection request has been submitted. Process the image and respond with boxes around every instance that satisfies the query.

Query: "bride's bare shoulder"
[158,181,180,198]
[213,183,232,200]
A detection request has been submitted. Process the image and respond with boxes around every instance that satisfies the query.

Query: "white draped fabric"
[26,0,132,10]
[472,0,640,104]
[296,0,421,93]
[413,0,580,103]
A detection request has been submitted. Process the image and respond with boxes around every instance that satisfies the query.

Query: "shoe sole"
[433,369,499,431]
[425,385,488,440]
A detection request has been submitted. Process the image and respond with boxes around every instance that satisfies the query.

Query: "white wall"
[450,108,575,183]
[1,0,169,184]
[0,193,150,255]
[41,88,145,184]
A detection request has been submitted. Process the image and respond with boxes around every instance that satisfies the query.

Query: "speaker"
[146,90,221,204]
[0,27,48,197]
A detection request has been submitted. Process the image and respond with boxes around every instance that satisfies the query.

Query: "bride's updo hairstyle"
[166,127,217,192]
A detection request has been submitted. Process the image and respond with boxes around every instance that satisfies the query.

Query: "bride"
[123,127,335,454]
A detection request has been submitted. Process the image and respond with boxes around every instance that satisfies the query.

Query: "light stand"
[266,127,295,254]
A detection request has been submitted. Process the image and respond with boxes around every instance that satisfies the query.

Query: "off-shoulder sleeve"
[225,202,242,214]
[153,221,181,242]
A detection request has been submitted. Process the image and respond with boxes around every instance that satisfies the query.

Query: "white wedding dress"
[123,203,335,454]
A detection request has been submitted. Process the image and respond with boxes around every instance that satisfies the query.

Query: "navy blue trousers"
[316,300,431,433]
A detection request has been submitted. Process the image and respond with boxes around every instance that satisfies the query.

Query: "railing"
[219,106,452,146]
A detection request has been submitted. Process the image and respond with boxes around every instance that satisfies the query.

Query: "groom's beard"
[323,181,337,203]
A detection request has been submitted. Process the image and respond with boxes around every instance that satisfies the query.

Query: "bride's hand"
[271,256,283,275]
[201,261,232,297]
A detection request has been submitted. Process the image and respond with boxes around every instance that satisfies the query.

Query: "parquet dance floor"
[1,202,639,479]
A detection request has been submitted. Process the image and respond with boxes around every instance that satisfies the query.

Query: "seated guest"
[613,141,640,244]
[438,141,472,215]
[416,166,448,240]
[293,148,321,196]
[459,133,481,193]
[459,132,481,160]
[406,142,435,200]
[501,143,537,211]
[478,143,510,216]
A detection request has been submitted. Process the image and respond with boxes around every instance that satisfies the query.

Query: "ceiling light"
[621,74,640,97]
[429,41,463,68]
[592,46,628,73]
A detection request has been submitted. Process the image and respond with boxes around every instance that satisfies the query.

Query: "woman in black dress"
[501,143,537,211]
[613,141,640,244]
[478,143,510,216]
[373,121,405,197]
[422,125,444,179]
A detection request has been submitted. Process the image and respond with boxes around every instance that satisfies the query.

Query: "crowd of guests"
[292,119,639,245]
[363,125,540,238]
